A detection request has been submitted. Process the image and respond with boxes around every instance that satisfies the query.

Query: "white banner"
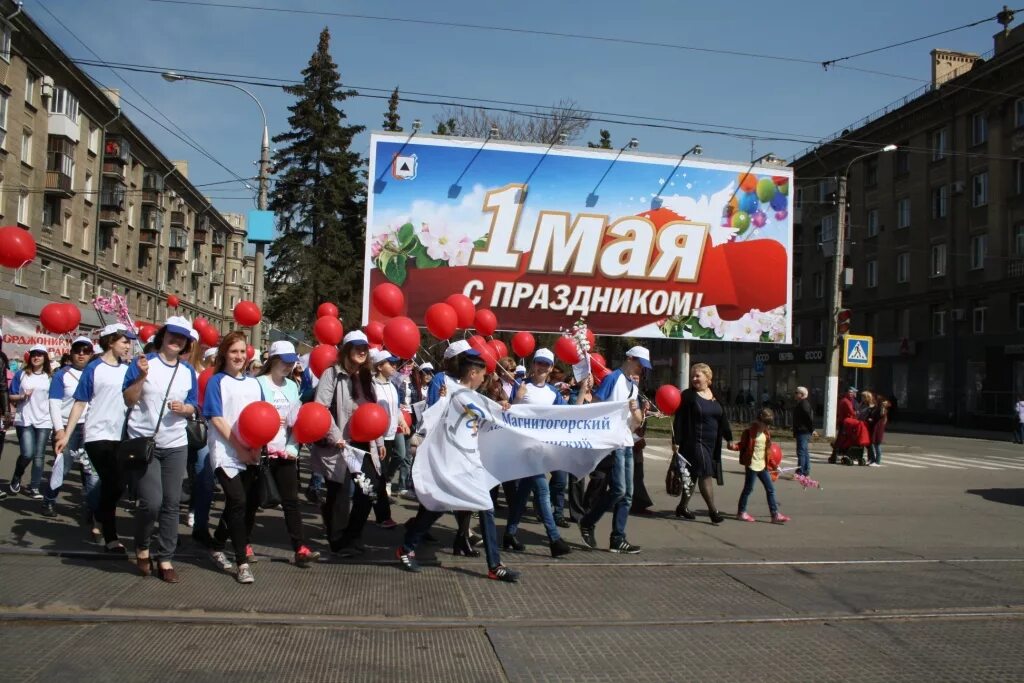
[412,380,631,511]
[1,316,78,360]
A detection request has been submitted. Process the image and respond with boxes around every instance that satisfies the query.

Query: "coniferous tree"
[383,87,403,132]
[432,118,457,135]
[588,129,612,149]
[266,28,366,330]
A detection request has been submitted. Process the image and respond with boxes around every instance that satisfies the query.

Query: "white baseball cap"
[163,315,193,339]
[533,348,555,365]
[342,330,369,347]
[515,365,526,375]
[419,362,434,373]
[29,344,47,354]
[99,323,137,340]
[625,345,652,370]
[371,348,399,366]
[203,347,217,360]
[268,340,299,363]
[443,339,471,360]
[71,336,93,348]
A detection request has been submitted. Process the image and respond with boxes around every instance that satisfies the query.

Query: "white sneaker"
[210,550,234,572]
[187,512,195,528]
[385,483,393,498]
[236,563,255,584]
[868,462,881,467]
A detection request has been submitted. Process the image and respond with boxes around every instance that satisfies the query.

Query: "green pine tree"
[266,28,367,330]
[433,118,457,135]
[588,129,612,149]
[383,87,403,132]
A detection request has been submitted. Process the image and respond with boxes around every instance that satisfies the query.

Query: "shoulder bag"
[117,362,180,471]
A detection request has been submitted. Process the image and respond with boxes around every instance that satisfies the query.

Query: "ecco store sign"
[754,347,825,365]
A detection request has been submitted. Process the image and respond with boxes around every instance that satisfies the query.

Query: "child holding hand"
[730,408,790,524]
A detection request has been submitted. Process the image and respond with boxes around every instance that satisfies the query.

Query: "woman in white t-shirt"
[56,324,135,551]
[370,348,410,529]
[122,316,200,583]
[203,331,264,584]
[255,340,320,568]
[8,344,54,499]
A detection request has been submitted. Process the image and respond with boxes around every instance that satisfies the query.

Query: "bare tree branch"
[432,99,592,144]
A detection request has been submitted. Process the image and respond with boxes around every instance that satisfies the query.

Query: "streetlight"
[823,144,898,438]
[162,71,270,345]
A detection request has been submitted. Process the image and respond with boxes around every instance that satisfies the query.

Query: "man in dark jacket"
[792,386,816,476]
[0,335,9,501]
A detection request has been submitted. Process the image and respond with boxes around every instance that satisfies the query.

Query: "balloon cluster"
[724,173,789,235]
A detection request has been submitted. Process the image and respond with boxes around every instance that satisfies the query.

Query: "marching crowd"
[0,315,799,586]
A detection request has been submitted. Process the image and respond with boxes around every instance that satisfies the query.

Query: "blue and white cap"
[71,336,93,347]
[343,330,369,347]
[371,348,400,366]
[99,323,137,340]
[443,339,472,360]
[268,340,299,363]
[163,315,194,339]
[533,348,555,365]
[625,345,652,370]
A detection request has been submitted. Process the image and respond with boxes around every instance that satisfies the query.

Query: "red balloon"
[468,334,487,351]
[383,316,421,360]
[197,366,215,408]
[233,300,262,327]
[291,402,333,444]
[309,344,338,378]
[372,283,405,318]
[474,309,498,336]
[61,304,81,332]
[478,345,497,373]
[424,303,458,340]
[488,339,508,359]
[585,328,596,349]
[511,331,535,358]
[313,316,344,345]
[40,303,73,334]
[138,324,159,342]
[166,294,180,309]
[655,385,682,415]
[0,225,37,268]
[199,324,220,347]
[317,302,339,319]
[237,401,281,448]
[554,336,580,364]
[589,352,610,381]
[193,317,210,331]
[349,403,389,442]
[246,344,255,361]
[364,321,385,345]
[445,293,475,329]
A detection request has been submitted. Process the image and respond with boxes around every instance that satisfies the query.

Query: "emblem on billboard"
[391,154,418,180]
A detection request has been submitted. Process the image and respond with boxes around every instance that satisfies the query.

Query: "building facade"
[0,3,251,343]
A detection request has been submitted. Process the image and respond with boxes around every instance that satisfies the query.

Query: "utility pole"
[253,125,269,348]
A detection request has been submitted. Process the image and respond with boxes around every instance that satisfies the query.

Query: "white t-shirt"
[122,354,199,450]
[257,375,299,456]
[74,359,130,442]
[203,372,264,477]
[515,380,565,406]
[375,378,401,440]
[12,371,52,428]
[49,366,87,430]
[1017,400,1024,423]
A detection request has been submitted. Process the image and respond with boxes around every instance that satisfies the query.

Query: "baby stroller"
[829,417,871,466]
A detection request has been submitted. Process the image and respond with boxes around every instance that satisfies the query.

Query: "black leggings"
[268,458,305,550]
[214,466,259,566]
[85,440,124,544]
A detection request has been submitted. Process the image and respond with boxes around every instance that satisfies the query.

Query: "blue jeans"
[506,474,560,541]
[795,432,811,475]
[383,436,411,491]
[580,447,633,540]
[43,425,100,509]
[190,445,215,535]
[738,468,778,516]
[1016,423,1024,443]
[404,505,502,569]
[13,425,52,490]
[548,470,568,520]
[869,443,882,464]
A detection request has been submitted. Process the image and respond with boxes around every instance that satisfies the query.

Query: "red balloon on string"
[237,401,281,448]
[233,300,262,327]
[197,366,215,408]
[61,303,81,332]
[554,336,580,364]
[199,324,219,347]
[291,402,333,444]
[167,294,180,309]
[511,331,536,358]
[193,317,209,331]
[39,303,73,334]
[585,328,596,349]
[371,283,405,318]
[445,293,475,329]
[364,321,385,346]
[138,324,159,342]
[468,335,487,351]
[246,345,255,361]
[349,403,389,442]
[0,225,37,268]
[313,316,344,345]
[478,345,497,373]
[317,302,339,319]
[309,344,338,378]
[655,385,682,415]
[474,309,498,336]
[424,303,458,340]
[590,352,610,382]
[383,316,421,359]
[488,339,508,359]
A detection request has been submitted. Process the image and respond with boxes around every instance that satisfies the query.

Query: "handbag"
[186,415,208,452]
[665,461,682,497]
[117,362,180,471]
[256,454,282,509]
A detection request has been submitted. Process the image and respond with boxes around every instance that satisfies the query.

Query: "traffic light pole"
[823,173,848,439]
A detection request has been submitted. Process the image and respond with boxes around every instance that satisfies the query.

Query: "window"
[898,308,910,338]
[40,259,50,292]
[931,305,946,337]
[0,22,10,62]
[814,319,825,345]
[1017,98,1024,128]
[896,252,910,283]
[246,270,253,285]
[866,209,879,237]
[1018,297,1024,330]
[231,268,238,284]
[930,243,947,277]
[794,276,802,299]
[62,212,72,245]
[233,242,241,258]
[972,172,988,207]
[864,157,878,186]
[931,185,948,218]
[0,93,8,150]
[88,124,99,155]
[46,88,80,123]
[111,237,118,265]
[127,201,135,228]
[970,234,987,270]
[930,128,947,160]
[895,148,910,175]
[84,172,94,203]
[81,220,91,253]
[897,198,911,228]
[971,112,988,145]
[973,303,986,334]
[795,187,804,208]
[229,295,237,310]
[13,264,22,286]
[24,72,36,107]
[20,129,31,164]
[812,272,824,299]
[17,191,29,226]
[79,274,90,303]
[1017,161,1024,195]
[927,362,945,411]
[821,214,836,243]
[61,267,71,298]
[866,260,877,288]
[42,196,58,227]
[792,322,801,347]
[1015,224,1024,256]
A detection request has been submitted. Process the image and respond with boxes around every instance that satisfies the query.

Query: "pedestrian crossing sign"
[842,334,873,368]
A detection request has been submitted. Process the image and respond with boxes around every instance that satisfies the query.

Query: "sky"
[29,0,1007,220]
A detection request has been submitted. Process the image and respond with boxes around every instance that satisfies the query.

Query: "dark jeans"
[506,474,560,540]
[549,470,568,520]
[795,432,811,475]
[566,474,587,523]
[631,445,654,512]
[580,447,633,540]
[213,465,259,566]
[403,505,501,569]
[268,458,305,550]
[381,436,410,491]
[85,440,125,543]
[189,445,215,538]
[1016,422,1024,444]
[490,480,518,511]
[43,425,100,509]
[737,467,778,516]
[135,445,188,561]
[14,425,51,490]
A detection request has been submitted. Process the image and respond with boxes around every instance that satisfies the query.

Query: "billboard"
[364,133,792,343]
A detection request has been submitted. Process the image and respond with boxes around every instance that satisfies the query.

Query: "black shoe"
[609,537,641,554]
[555,518,571,529]
[675,505,696,520]
[488,564,520,583]
[709,510,725,524]
[549,538,571,557]
[41,502,57,518]
[453,533,481,557]
[396,546,421,573]
[502,533,526,552]
[468,532,484,548]
[579,524,598,550]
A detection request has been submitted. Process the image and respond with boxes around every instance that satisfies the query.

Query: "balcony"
[194,216,209,242]
[103,135,130,164]
[138,227,159,248]
[45,170,73,198]
[98,183,127,226]
[211,242,224,257]
[1009,258,1024,278]
[210,271,224,285]
[168,228,188,263]
[170,211,185,227]
[141,172,165,207]
[191,258,206,276]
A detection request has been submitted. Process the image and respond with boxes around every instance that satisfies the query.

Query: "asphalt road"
[0,431,1022,682]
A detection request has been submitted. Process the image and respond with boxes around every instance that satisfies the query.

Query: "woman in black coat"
[671,362,734,524]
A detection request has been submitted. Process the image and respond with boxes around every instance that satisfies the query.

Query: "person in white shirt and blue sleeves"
[122,316,199,583]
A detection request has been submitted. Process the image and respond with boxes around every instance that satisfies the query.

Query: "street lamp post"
[162,72,270,346]
[823,144,897,438]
